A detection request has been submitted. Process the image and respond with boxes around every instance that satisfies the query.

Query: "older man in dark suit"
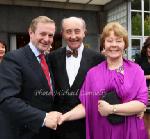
[0,16,61,139]
[48,17,105,139]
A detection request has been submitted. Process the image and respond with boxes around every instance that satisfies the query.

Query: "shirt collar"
[66,43,84,56]
[29,42,41,57]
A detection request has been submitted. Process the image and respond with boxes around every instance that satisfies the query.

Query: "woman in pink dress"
[58,22,148,139]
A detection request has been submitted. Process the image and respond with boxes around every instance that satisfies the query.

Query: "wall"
[0,5,100,51]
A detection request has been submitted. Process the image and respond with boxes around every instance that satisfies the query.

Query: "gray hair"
[61,16,86,31]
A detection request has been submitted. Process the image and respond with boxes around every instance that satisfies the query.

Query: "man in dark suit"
[48,17,105,139]
[0,16,61,139]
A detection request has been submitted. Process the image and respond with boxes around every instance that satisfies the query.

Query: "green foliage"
[131,13,142,35]
[144,15,150,36]
[132,13,150,36]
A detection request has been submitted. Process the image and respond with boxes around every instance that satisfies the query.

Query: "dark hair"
[141,36,150,56]
[0,40,7,52]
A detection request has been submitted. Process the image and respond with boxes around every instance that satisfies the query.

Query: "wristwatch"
[112,105,117,113]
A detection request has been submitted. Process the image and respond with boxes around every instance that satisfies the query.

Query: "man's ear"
[28,28,33,35]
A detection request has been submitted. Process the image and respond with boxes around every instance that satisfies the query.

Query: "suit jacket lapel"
[58,48,70,89]
[24,45,50,90]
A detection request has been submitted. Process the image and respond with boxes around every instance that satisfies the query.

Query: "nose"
[70,31,76,39]
[111,40,117,47]
[44,35,51,42]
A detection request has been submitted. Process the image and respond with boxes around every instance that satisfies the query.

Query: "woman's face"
[104,31,125,60]
[147,45,150,57]
[0,42,6,59]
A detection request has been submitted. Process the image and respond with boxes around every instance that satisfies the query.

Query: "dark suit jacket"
[0,45,54,139]
[48,47,105,139]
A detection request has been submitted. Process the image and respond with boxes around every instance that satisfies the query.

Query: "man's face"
[29,22,55,53]
[62,18,85,50]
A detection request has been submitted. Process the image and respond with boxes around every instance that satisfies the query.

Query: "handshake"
[44,111,68,130]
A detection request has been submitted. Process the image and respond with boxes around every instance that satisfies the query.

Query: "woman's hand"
[98,100,113,116]
[137,108,146,119]
[58,113,69,125]
[58,104,85,125]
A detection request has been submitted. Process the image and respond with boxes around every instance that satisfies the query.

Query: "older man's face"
[62,18,85,50]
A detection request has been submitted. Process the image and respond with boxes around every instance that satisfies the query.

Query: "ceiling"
[42,0,112,5]
[0,0,113,11]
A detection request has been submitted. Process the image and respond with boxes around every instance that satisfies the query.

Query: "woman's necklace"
[116,65,124,73]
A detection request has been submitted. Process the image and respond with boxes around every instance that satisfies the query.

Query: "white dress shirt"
[29,42,53,91]
[29,42,41,63]
[66,43,84,87]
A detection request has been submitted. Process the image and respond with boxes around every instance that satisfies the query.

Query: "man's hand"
[44,111,62,130]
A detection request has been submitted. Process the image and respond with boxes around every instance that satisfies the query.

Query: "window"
[144,12,150,36]
[131,12,142,35]
[131,0,141,10]
[131,38,141,59]
[144,0,150,11]
[128,0,150,59]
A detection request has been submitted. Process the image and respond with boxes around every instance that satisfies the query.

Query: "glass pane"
[131,0,141,10]
[131,39,141,60]
[16,34,29,49]
[144,13,150,36]
[144,0,150,11]
[131,12,142,35]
